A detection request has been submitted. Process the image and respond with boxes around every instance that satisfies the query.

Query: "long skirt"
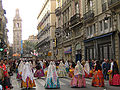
[45,77,60,89]
[111,74,120,86]
[34,69,44,78]
[69,69,74,78]
[71,75,86,88]
[85,72,89,78]
[58,70,67,77]
[17,72,22,79]
[92,70,104,87]
[21,77,36,88]
[66,68,69,73]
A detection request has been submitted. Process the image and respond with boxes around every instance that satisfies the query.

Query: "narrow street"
[11,74,120,90]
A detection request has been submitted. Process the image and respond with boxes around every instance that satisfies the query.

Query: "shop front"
[84,32,115,61]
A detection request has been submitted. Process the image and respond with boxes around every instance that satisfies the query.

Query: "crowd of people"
[0,58,120,89]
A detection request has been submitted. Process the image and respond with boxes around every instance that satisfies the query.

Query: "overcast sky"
[2,0,44,44]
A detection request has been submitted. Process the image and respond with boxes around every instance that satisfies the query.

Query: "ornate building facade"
[13,9,22,54]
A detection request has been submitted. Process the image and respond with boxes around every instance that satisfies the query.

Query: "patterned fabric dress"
[21,62,36,88]
[92,61,104,87]
[71,61,86,88]
[84,61,90,78]
[110,61,120,86]
[45,61,60,89]
[17,61,24,79]
[58,61,67,77]
[65,61,69,73]
[34,69,44,78]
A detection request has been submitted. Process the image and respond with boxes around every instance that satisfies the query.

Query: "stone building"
[55,0,84,62]
[0,0,8,59]
[13,9,22,54]
[36,0,56,60]
[83,0,120,64]
[55,0,120,66]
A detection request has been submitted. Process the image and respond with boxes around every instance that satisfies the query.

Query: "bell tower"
[13,9,22,54]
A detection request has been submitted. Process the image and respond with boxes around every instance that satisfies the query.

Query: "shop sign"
[64,47,72,54]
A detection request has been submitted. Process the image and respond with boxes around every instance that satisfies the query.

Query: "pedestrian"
[17,61,24,80]
[106,59,110,80]
[110,61,120,86]
[45,61,60,89]
[92,60,104,87]
[84,61,90,78]
[71,61,86,88]
[21,62,36,89]
[102,59,107,79]
[0,60,13,89]
[34,61,44,78]
[108,59,114,85]
[65,61,69,73]
[58,61,67,77]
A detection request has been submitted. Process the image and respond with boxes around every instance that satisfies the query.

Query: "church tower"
[13,9,22,54]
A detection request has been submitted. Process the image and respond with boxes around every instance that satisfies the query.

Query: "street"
[11,74,120,90]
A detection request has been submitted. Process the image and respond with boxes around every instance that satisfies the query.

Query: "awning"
[84,32,114,43]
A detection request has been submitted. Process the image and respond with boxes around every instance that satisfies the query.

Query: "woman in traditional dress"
[17,61,24,79]
[71,61,86,88]
[69,61,75,78]
[21,62,36,89]
[58,61,67,77]
[45,61,60,89]
[110,61,120,86]
[92,61,104,87]
[65,61,69,73]
[34,62,44,78]
[84,61,90,78]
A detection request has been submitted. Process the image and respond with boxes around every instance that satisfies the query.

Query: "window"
[75,2,79,14]
[58,17,61,27]
[99,21,103,31]
[88,0,93,10]
[16,23,19,28]
[90,25,92,35]
[93,24,96,34]
[86,27,89,36]
[109,18,112,28]
[104,20,108,30]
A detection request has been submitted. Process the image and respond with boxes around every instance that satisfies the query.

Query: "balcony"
[102,2,107,12]
[63,21,69,30]
[70,13,80,26]
[83,10,94,23]
[62,0,71,9]
[55,7,61,16]
[108,0,120,9]
[44,23,50,31]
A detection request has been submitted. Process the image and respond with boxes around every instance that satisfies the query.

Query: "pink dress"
[112,74,120,85]
[71,75,86,87]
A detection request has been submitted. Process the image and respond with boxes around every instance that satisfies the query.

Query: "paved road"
[11,74,120,90]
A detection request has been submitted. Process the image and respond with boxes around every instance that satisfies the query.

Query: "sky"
[2,0,44,44]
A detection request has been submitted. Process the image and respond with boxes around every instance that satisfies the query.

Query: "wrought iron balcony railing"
[108,0,120,9]
[70,13,80,26]
[63,21,69,30]
[83,10,94,22]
